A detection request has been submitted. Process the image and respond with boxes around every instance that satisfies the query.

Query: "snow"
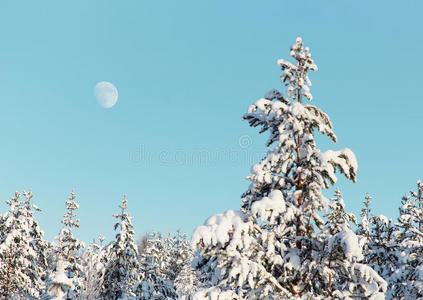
[251,190,286,223]
[370,292,386,300]
[50,261,73,288]
[376,214,389,225]
[254,98,272,111]
[330,228,363,261]
[285,251,301,270]
[318,148,358,183]
[192,210,250,248]
[276,59,295,70]
[193,287,239,300]
[264,89,283,100]
[47,260,74,300]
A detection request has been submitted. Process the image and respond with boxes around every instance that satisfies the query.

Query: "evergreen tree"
[173,231,199,299]
[175,262,199,300]
[137,231,178,300]
[193,37,386,298]
[389,180,423,298]
[101,195,140,300]
[365,214,398,297]
[317,189,386,298]
[322,188,357,235]
[0,190,47,299]
[42,260,74,300]
[81,236,106,299]
[357,193,372,239]
[241,36,387,298]
[192,209,278,298]
[55,190,85,299]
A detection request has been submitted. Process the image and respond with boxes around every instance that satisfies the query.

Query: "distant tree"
[322,188,357,235]
[137,231,178,300]
[364,214,398,294]
[101,195,140,299]
[357,193,372,240]
[136,234,149,262]
[173,230,199,299]
[389,180,423,298]
[356,192,401,289]
[317,188,386,298]
[81,236,106,299]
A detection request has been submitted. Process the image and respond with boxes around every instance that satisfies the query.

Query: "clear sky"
[0,0,422,243]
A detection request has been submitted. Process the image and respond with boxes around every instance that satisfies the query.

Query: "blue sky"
[0,0,422,243]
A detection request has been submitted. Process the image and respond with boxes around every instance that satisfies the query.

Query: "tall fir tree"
[193,37,386,299]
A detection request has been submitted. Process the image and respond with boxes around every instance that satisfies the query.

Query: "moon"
[94,81,118,108]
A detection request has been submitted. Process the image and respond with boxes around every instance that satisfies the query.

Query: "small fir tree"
[101,195,140,300]
[137,231,178,300]
[81,236,106,299]
[389,181,423,298]
[317,189,386,298]
[43,260,74,300]
[55,190,85,299]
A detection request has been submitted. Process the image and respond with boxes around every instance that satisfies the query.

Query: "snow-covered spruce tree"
[137,231,178,300]
[174,258,199,300]
[355,193,398,287]
[42,260,74,300]
[80,236,106,299]
[357,193,372,240]
[193,37,386,299]
[389,180,423,299]
[240,37,387,298]
[137,234,149,260]
[21,190,49,297]
[173,231,200,299]
[317,189,386,298]
[363,214,397,294]
[192,209,277,299]
[100,195,140,300]
[54,190,85,299]
[321,188,357,235]
[0,190,47,299]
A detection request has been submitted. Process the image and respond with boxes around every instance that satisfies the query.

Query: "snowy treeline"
[0,38,422,299]
[0,192,196,300]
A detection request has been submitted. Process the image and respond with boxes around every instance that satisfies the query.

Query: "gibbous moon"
[94,81,118,108]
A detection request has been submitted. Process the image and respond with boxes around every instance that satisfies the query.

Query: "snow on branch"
[318,148,358,184]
